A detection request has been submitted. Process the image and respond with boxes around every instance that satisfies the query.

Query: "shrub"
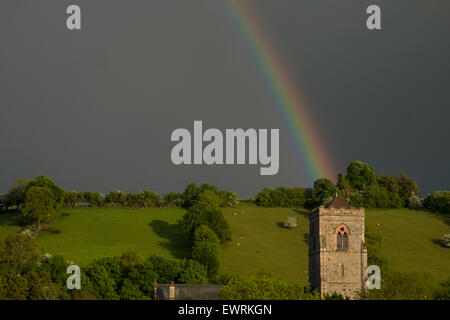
[433,278,450,300]
[423,191,450,214]
[284,216,297,228]
[441,234,450,248]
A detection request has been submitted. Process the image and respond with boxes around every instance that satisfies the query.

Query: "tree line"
[255,160,449,213]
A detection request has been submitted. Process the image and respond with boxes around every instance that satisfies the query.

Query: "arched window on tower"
[340,264,345,277]
[336,226,349,251]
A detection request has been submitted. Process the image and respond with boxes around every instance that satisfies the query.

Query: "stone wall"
[309,204,367,299]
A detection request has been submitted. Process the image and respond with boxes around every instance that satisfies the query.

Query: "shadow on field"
[149,220,191,259]
[431,238,445,248]
[432,212,450,227]
[0,211,24,227]
[294,208,310,219]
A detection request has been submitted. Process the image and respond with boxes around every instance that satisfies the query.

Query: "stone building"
[308,197,367,299]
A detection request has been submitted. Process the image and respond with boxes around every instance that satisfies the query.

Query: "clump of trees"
[0,234,70,300]
[255,187,309,207]
[254,161,420,209]
[83,252,209,300]
[179,183,235,279]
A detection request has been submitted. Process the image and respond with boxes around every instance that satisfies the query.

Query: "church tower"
[308,197,367,299]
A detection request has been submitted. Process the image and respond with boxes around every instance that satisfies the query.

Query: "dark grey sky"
[0,0,449,197]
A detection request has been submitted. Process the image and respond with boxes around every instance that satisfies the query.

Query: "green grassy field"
[220,206,310,285]
[220,205,450,287]
[0,207,190,266]
[0,205,448,288]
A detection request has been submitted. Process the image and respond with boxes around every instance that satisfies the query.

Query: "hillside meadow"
[0,205,448,288]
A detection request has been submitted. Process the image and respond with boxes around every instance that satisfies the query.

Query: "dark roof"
[154,284,222,300]
[325,197,351,209]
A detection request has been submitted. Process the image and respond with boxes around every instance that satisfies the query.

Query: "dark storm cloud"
[0,0,449,197]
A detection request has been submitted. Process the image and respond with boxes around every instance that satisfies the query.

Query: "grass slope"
[220,206,310,285]
[220,205,450,287]
[1,207,190,266]
[0,205,448,288]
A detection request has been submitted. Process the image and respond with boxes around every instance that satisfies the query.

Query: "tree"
[345,161,376,190]
[163,192,184,207]
[6,178,28,209]
[219,275,320,300]
[191,225,221,278]
[62,191,79,208]
[25,175,64,208]
[177,260,208,284]
[22,186,55,231]
[398,173,419,205]
[0,233,40,275]
[182,183,201,208]
[138,190,161,208]
[312,178,336,206]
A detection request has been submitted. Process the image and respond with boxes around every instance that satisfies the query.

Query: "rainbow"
[217,0,336,184]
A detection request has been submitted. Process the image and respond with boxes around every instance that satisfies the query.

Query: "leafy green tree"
[25,175,64,208]
[138,190,161,208]
[398,173,419,205]
[147,255,181,283]
[0,234,40,275]
[83,191,104,207]
[163,192,184,207]
[219,275,320,300]
[182,183,201,208]
[177,260,209,284]
[191,225,221,278]
[22,186,55,231]
[312,178,337,206]
[183,200,231,243]
[84,257,122,300]
[62,191,79,208]
[345,161,376,190]
[6,178,28,209]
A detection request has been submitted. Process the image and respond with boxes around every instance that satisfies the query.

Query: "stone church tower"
[308,197,367,299]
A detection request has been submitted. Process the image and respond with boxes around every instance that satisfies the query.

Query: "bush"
[433,278,450,300]
[423,191,450,214]
[284,216,297,228]
[441,234,450,248]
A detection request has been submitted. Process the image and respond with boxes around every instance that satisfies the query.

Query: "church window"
[336,226,349,251]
